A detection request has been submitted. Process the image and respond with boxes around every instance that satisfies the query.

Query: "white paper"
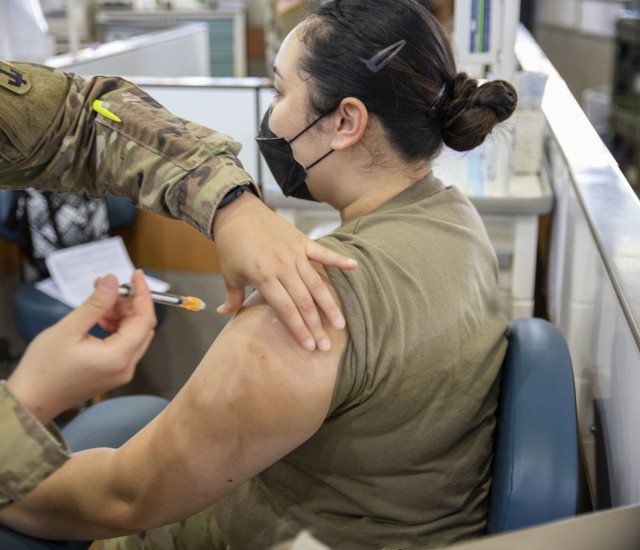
[39,236,169,308]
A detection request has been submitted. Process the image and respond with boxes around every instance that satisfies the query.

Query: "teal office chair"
[487,317,580,534]
[0,190,165,343]
[0,394,169,549]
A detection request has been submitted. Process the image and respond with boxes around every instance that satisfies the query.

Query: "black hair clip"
[427,84,447,117]
[365,40,406,73]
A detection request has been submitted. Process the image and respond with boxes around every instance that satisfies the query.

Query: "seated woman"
[0,0,516,547]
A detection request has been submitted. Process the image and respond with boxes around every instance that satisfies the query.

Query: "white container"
[514,109,547,174]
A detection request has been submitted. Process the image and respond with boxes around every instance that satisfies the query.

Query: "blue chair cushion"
[61,395,169,451]
[0,527,90,550]
[13,283,82,343]
[0,189,21,242]
[104,194,136,230]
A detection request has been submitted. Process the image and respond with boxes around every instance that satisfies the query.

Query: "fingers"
[129,269,157,328]
[120,329,156,383]
[304,241,349,331]
[103,304,156,362]
[306,240,358,270]
[95,270,156,333]
[213,199,354,351]
[217,253,347,350]
[297,262,346,333]
[103,269,157,356]
[59,274,120,335]
[217,286,246,315]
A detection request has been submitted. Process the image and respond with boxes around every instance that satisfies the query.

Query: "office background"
[2,0,640,519]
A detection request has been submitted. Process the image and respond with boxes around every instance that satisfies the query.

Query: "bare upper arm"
[113,266,347,528]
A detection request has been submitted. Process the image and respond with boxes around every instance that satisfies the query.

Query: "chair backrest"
[103,192,137,231]
[486,317,579,534]
[0,189,22,242]
[0,189,136,242]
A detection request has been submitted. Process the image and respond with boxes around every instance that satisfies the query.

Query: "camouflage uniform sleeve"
[0,381,69,510]
[0,61,261,239]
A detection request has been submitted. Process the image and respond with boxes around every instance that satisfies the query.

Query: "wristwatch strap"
[217,184,253,209]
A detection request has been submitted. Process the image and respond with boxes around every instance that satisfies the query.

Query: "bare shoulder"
[204,264,347,406]
[187,264,347,444]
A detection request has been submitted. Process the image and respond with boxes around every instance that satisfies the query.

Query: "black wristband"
[217,184,252,209]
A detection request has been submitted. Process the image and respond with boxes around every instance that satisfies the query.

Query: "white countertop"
[263,173,553,217]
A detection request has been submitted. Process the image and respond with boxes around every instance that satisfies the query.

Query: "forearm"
[0,448,141,540]
[0,383,127,539]
[0,423,201,540]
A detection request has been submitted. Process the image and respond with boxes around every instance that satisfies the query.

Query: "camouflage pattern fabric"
[94,506,227,550]
[0,381,69,510]
[0,61,261,239]
[94,513,331,550]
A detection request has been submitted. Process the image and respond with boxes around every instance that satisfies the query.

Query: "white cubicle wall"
[95,5,247,78]
[45,23,211,77]
[137,80,267,180]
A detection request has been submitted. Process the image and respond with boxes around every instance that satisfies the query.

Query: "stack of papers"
[36,236,169,308]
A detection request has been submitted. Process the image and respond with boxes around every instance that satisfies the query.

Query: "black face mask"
[255,108,333,201]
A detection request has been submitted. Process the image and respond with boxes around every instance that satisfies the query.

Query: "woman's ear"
[330,97,368,150]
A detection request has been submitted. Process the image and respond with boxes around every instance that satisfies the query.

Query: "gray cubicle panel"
[47,24,211,78]
[95,5,247,78]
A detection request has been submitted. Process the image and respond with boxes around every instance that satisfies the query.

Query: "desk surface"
[463,173,553,216]
[449,505,640,550]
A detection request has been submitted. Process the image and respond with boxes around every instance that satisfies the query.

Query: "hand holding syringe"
[119,284,206,312]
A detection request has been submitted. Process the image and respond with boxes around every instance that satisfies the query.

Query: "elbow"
[105,495,162,534]
[100,458,166,534]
